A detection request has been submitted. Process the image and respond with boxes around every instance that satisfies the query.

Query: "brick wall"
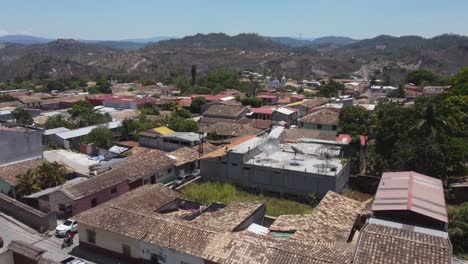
[0,193,56,232]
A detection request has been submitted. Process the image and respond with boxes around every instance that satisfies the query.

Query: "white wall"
[78,223,140,259]
[140,241,204,264]
[0,251,13,264]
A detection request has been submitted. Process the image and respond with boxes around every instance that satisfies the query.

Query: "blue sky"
[0,0,467,40]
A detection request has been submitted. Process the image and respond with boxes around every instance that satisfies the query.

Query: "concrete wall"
[0,251,13,264]
[0,193,56,232]
[73,181,129,215]
[0,130,43,165]
[47,189,75,217]
[78,223,141,262]
[140,241,204,264]
[0,179,14,197]
[139,136,196,151]
[234,204,265,231]
[201,155,350,199]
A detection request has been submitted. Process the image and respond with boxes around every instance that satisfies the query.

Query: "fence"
[0,193,56,233]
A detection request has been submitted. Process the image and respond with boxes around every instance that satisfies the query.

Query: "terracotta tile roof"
[201,122,261,138]
[269,214,312,232]
[300,109,340,126]
[201,134,257,159]
[62,149,175,200]
[283,128,337,142]
[199,116,238,126]
[353,223,451,264]
[372,171,448,223]
[193,202,265,231]
[238,118,272,129]
[88,184,180,215]
[0,158,45,186]
[75,204,353,264]
[7,240,46,261]
[293,192,365,245]
[169,147,200,166]
[203,105,246,118]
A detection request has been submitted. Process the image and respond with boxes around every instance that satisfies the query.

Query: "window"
[111,188,117,194]
[232,163,238,166]
[317,124,323,129]
[167,168,172,173]
[91,198,97,207]
[122,244,131,257]
[87,230,96,244]
[332,125,337,131]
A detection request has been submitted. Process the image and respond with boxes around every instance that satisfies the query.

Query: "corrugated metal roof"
[372,171,448,223]
[56,121,122,139]
[153,126,175,135]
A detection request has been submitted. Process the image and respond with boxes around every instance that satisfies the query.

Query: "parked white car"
[55,219,78,236]
[174,174,192,186]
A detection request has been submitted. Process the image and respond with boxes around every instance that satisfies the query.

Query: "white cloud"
[0,29,8,36]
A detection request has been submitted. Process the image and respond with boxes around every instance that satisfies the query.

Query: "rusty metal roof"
[372,171,448,223]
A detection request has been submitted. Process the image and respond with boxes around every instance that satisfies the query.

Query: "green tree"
[451,67,468,86]
[190,97,207,114]
[82,127,113,149]
[387,85,405,98]
[0,94,15,102]
[241,97,263,107]
[448,203,468,256]
[168,117,199,132]
[46,80,66,92]
[406,69,438,86]
[339,106,372,136]
[35,162,66,189]
[44,115,73,129]
[11,107,33,126]
[16,169,41,196]
[317,80,343,98]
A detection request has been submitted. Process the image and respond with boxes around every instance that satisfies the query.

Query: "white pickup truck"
[55,219,78,237]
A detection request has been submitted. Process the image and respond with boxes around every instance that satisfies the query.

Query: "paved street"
[0,214,128,264]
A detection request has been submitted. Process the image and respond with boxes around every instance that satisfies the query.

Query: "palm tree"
[36,162,66,189]
[411,105,449,140]
[17,169,41,196]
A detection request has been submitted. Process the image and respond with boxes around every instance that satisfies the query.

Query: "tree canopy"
[190,97,207,114]
[82,127,113,149]
[11,107,33,126]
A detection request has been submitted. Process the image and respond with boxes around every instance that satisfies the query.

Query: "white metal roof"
[55,121,122,140]
[44,127,70,135]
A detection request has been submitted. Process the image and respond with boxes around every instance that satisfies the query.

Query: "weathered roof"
[202,122,261,138]
[7,240,46,260]
[193,202,265,232]
[353,223,451,264]
[93,184,180,215]
[270,214,312,232]
[199,116,239,126]
[62,149,175,200]
[283,128,337,142]
[201,134,257,159]
[293,191,365,245]
[0,158,45,186]
[372,171,448,223]
[169,147,200,166]
[300,109,339,126]
[75,203,352,264]
[203,104,246,118]
[55,121,122,140]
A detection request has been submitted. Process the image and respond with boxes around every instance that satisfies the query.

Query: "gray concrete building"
[200,127,350,198]
[0,125,43,165]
